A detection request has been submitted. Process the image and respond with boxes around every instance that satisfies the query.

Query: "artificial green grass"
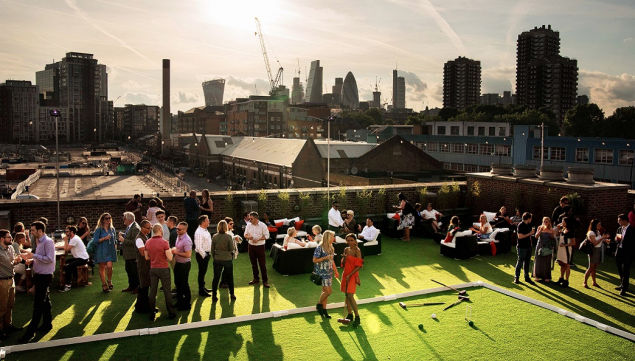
[6,236,635,360]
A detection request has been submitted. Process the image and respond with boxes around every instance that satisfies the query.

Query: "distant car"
[15,194,40,200]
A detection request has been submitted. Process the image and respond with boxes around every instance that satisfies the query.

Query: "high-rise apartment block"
[305,60,323,103]
[516,25,578,121]
[443,56,481,110]
[332,77,343,106]
[392,70,405,109]
[0,80,38,143]
[202,79,225,106]
[114,104,160,140]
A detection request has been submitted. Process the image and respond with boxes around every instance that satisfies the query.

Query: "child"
[340,233,363,326]
[307,225,322,243]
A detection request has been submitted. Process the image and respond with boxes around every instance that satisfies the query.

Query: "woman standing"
[340,233,363,326]
[313,230,339,319]
[199,189,214,219]
[76,217,91,245]
[146,199,160,225]
[93,213,117,293]
[533,217,556,282]
[584,219,610,288]
[210,220,236,302]
[556,217,573,287]
[395,193,416,242]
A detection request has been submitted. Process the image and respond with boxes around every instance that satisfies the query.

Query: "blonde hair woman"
[93,212,117,293]
[283,227,306,249]
[313,230,340,318]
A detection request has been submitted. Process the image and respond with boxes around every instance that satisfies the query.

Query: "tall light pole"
[540,122,545,171]
[50,109,61,231]
[327,115,333,202]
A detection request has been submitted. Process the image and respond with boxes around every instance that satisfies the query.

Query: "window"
[440,143,450,152]
[464,164,478,172]
[478,165,491,172]
[498,127,506,136]
[495,145,511,157]
[437,126,446,135]
[467,126,475,135]
[450,126,460,135]
[466,144,478,154]
[478,127,485,136]
[575,148,589,163]
[480,144,494,155]
[451,143,465,153]
[451,163,463,171]
[533,146,548,160]
[489,127,496,136]
[426,142,439,152]
[594,149,613,164]
[550,147,565,161]
[619,150,634,165]
[443,162,451,170]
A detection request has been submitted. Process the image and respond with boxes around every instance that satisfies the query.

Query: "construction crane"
[254,17,283,96]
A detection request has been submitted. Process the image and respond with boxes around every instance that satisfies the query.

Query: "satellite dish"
[351,166,358,175]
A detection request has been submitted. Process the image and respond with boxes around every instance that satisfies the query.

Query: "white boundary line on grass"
[1,281,632,356]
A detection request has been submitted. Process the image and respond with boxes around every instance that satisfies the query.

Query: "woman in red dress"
[340,233,363,326]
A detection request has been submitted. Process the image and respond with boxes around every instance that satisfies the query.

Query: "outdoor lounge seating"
[440,230,478,259]
[476,228,512,256]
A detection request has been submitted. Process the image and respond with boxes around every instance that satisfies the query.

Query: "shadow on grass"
[320,319,353,360]
[246,286,282,361]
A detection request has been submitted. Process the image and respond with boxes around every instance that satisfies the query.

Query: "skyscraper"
[332,77,343,105]
[291,77,304,105]
[516,25,578,121]
[305,60,323,103]
[0,80,38,143]
[392,70,405,109]
[202,79,225,106]
[443,56,481,109]
[341,72,359,110]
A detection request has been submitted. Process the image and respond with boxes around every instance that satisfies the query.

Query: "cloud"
[482,66,515,93]
[175,91,199,104]
[624,37,633,44]
[122,92,159,105]
[579,71,635,115]
[396,70,431,108]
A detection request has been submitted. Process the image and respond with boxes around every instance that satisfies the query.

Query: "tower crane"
[254,17,283,96]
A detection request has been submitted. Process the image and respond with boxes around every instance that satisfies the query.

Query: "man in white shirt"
[358,218,379,242]
[156,210,170,242]
[58,226,90,292]
[194,215,212,297]
[328,201,344,232]
[244,212,270,287]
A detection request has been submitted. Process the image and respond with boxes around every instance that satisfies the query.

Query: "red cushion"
[443,232,453,243]
[275,222,283,228]
[268,226,278,233]
[294,219,304,230]
[490,241,497,256]
[392,213,400,220]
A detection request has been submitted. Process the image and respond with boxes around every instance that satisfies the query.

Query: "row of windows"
[436,125,506,136]
[532,147,634,165]
[422,142,510,156]
[442,163,490,172]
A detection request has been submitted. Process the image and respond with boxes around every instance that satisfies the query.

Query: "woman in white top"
[145,199,160,225]
[283,227,306,250]
[470,214,493,238]
[421,203,443,232]
[584,219,609,288]
[556,217,573,287]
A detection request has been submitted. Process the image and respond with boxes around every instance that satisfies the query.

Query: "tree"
[562,104,605,137]
[438,107,458,120]
[605,106,635,138]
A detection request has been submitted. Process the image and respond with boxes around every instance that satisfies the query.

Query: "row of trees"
[563,105,635,138]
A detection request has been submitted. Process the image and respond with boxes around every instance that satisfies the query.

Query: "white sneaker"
[59,284,72,293]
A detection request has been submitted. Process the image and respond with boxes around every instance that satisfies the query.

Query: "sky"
[0,0,633,115]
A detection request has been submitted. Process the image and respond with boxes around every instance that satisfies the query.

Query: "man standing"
[156,210,170,242]
[0,230,21,339]
[244,212,270,288]
[358,218,379,242]
[514,212,535,285]
[171,222,192,310]
[126,194,143,224]
[167,216,178,248]
[58,226,89,292]
[328,201,344,232]
[19,221,55,343]
[615,214,634,296]
[184,191,200,241]
[134,220,152,313]
[194,215,212,297]
[119,212,141,294]
[551,196,569,228]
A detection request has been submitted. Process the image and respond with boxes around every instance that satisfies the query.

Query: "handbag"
[579,238,594,255]
[310,272,322,286]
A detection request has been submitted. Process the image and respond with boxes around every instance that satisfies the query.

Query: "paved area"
[27,175,175,199]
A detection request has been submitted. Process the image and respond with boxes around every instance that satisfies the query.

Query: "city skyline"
[0,0,633,115]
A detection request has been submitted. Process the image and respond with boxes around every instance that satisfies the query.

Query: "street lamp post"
[50,109,61,232]
[327,115,333,202]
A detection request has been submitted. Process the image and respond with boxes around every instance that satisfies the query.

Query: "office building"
[202,79,225,106]
[114,104,160,140]
[332,77,343,105]
[516,25,578,121]
[341,72,359,109]
[392,70,405,109]
[443,56,481,110]
[0,80,38,143]
[291,77,304,105]
[305,60,323,103]
[177,106,224,135]
[225,96,285,137]
[372,90,381,108]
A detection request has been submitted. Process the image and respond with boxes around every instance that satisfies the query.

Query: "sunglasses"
[104,217,111,220]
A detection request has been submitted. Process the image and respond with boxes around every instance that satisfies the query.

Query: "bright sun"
[203,0,281,29]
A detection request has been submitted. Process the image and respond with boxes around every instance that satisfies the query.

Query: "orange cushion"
[294,219,304,230]
[275,222,283,228]
[392,213,400,220]
[267,226,278,233]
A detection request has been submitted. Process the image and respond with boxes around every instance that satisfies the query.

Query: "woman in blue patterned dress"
[313,230,339,319]
[93,212,117,293]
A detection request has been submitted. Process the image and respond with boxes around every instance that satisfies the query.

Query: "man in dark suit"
[615,214,634,296]
[119,212,141,293]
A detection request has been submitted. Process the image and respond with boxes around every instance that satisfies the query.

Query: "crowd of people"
[0,190,631,344]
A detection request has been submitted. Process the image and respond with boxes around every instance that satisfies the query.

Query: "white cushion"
[483,211,496,223]
[276,234,286,240]
[272,243,283,250]
[335,236,347,243]
[456,230,472,237]
[441,241,456,248]
[363,240,378,246]
[291,217,300,223]
[387,212,397,219]
[306,241,318,248]
[286,242,303,250]
[297,231,307,238]
[273,218,286,225]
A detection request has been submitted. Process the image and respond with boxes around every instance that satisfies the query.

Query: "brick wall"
[0,182,465,231]
[467,173,631,233]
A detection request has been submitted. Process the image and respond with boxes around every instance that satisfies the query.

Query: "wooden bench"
[75,264,90,287]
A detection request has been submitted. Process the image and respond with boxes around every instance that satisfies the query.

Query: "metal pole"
[540,122,544,171]
[327,117,331,202]
[55,115,60,230]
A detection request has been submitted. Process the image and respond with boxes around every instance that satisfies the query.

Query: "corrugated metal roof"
[313,140,376,159]
[221,137,308,167]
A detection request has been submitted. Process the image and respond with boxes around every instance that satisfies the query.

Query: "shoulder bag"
[579,238,594,255]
